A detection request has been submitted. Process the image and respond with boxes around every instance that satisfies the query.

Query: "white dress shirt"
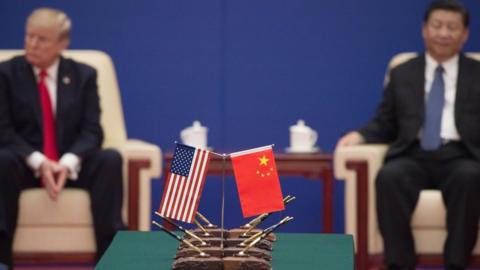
[424,53,460,141]
[26,59,81,180]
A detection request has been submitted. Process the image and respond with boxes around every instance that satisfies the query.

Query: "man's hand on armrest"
[336,131,365,149]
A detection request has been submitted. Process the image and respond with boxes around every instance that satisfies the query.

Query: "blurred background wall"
[1,0,479,233]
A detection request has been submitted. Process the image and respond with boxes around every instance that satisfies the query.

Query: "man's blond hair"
[26,8,72,41]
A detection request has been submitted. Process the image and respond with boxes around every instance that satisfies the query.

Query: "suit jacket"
[359,53,480,161]
[0,55,103,160]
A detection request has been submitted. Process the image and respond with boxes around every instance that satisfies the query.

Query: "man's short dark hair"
[424,0,469,27]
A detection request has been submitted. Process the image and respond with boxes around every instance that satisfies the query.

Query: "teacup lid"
[290,119,310,132]
[191,120,207,131]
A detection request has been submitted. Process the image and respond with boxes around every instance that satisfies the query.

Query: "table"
[164,152,334,232]
[96,231,354,270]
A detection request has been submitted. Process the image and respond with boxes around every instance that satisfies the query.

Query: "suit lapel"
[56,57,73,151]
[19,58,43,128]
[409,55,426,124]
[455,54,472,116]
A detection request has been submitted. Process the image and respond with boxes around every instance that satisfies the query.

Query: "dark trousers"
[376,141,480,270]
[0,149,124,268]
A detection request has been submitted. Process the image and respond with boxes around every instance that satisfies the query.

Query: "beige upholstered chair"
[0,50,162,263]
[334,52,480,270]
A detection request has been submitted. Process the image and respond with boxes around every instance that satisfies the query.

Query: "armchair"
[334,52,480,270]
[0,50,162,263]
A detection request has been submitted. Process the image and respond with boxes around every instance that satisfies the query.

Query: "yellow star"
[259,155,269,166]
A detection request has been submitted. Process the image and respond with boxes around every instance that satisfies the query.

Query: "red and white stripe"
[159,149,210,223]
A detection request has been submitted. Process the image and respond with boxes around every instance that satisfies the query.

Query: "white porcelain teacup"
[180,121,208,149]
[289,120,318,152]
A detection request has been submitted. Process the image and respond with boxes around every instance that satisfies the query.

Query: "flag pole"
[209,150,225,157]
[220,153,227,249]
[228,144,275,157]
[173,141,225,157]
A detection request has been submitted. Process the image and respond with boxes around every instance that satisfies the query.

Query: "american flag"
[158,144,211,223]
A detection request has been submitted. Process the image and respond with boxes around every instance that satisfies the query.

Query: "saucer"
[285,146,320,154]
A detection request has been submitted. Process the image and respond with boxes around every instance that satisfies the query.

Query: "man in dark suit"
[337,1,480,269]
[0,8,124,268]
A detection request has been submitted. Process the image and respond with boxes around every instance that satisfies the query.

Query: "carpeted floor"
[409,268,480,270]
[12,265,480,270]
[13,266,472,270]
[14,266,93,270]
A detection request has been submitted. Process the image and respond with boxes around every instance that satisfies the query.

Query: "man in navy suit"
[0,8,124,268]
[337,1,480,269]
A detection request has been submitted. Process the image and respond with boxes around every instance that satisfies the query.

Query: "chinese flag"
[231,145,285,217]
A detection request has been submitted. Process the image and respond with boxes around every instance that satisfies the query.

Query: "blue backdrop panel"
[1,0,479,233]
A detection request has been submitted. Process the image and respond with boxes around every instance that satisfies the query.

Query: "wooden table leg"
[322,168,334,233]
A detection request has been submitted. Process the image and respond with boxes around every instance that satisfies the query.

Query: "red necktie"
[38,70,59,161]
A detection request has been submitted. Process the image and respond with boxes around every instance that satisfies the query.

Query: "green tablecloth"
[97,231,353,270]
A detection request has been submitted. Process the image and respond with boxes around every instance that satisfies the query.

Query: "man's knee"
[0,150,21,185]
[449,160,480,190]
[94,149,123,188]
[376,162,406,190]
[0,150,17,171]
[96,149,123,169]
[375,158,425,201]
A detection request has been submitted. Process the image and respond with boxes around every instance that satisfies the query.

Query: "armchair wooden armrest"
[117,139,162,231]
[334,144,388,270]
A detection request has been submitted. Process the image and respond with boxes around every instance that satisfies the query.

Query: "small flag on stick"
[158,143,211,223]
[231,145,285,217]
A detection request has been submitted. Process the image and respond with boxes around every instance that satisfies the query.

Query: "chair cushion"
[13,227,96,252]
[412,190,446,227]
[17,188,93,226]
